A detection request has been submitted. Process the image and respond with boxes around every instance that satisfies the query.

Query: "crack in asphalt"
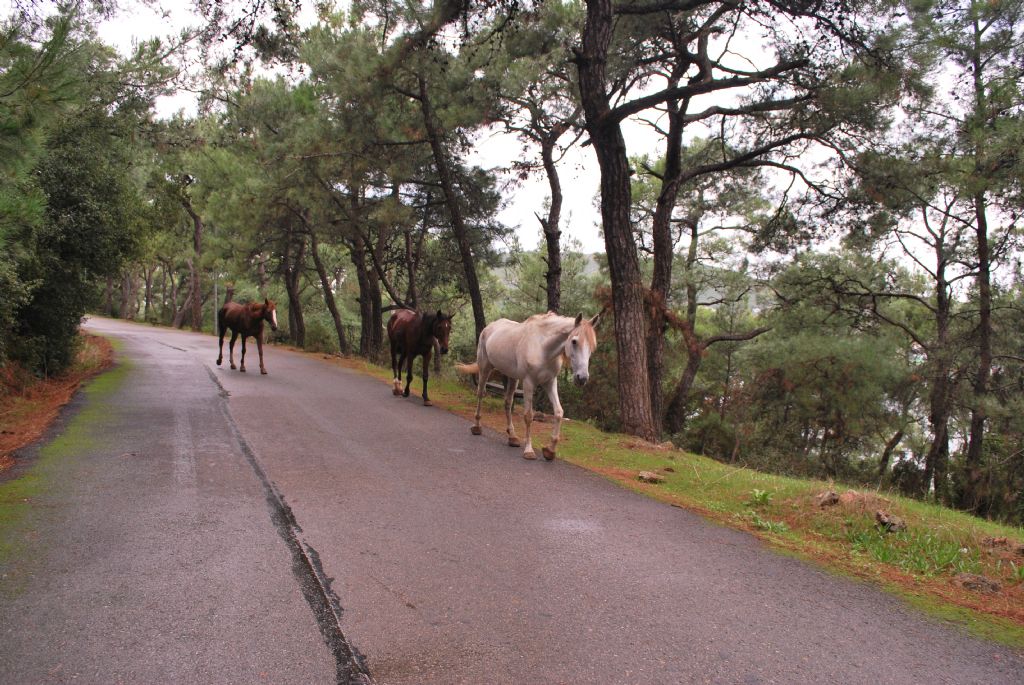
[206,367,373,685]
[155,340,189,352]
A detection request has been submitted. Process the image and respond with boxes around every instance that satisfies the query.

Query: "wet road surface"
[2,317,1022,684]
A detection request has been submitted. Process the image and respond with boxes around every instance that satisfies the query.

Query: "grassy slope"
[327,353,1024,648]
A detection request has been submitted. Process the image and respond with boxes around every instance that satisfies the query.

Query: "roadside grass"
[323,355,1024,648]
[0,334,114,472]
[0,337,124,597]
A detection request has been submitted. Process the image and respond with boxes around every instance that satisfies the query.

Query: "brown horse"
[216,299,279,375]
[387,309,453,406]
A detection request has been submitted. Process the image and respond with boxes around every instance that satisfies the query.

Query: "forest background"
[2,0,1022,524]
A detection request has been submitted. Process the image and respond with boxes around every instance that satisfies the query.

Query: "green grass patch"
[0,346,128,597]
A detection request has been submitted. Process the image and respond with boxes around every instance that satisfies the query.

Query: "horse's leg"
[257,331,267,375]
[470,362,491,436]
[239,335,247,373]
[421,347,433,406]
[541,378,564,461]
[521,378,537,459]
[390,344,402,395]
[228,331,239,370]
[216,325,226,366]
[504,378,520,447]
[402,351,415,397]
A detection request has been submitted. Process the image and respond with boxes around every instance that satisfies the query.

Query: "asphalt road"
[2,317,1022,684]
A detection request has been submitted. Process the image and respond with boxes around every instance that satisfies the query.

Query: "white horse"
[456,312,600,460]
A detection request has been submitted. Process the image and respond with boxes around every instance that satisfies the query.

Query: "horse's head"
[430,310,453,355]
[263,299,279,331]
[565,312,601,386]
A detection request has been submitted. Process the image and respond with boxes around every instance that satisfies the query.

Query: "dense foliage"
[2,0,1021,524]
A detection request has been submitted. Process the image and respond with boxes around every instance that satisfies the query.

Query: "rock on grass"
[638,471,665,484]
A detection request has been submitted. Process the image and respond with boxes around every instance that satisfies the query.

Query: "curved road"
[2,318,1022,684]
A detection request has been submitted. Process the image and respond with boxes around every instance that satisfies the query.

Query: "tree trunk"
[183,258,197,328]
[539,137,563,313]
[663,333,702,435]
[257,253,268,299]
[417,74,487,341]
[310,229,349,354]
[168,269,181,324]
[119,270,136,320]
[143,265,154,322]
[181,199,204,332]
[104,276,115,317]
[646,85,686,433]
[963,192,992,513]
[404,200,426,309]
[283,233,306,348]
[159,263,167,323]
[961,16,995,513]
[878,429,905,480]
[172,288,192,329]
[576,0,657,440]
[351,238,378,357]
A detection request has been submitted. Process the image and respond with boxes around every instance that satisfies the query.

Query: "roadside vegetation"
[0,335,114,472]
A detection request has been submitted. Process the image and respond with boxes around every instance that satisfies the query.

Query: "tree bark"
[309,228,349,354]
[172,287,192,329]
[104,276,114,316]
[962,192,992,513]
[961,14,994,514]
[181,198,204,332]
[404,197,429,309]
[663,330,703,435]
[143,265,154,322]
[282,227,306,348]
[118,270,136,320]
[646,80,687,433]
[878,429,905,480]
[417,74,487,341]
[350,237,380,357]
[576,0,658,440]
[538,136,563,313]
[257,253,268,299]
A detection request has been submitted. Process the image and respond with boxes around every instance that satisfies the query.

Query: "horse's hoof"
[508,437,521,447]
[239,368,246,373]
[542,447,556,461]
[216,359,222,366]
[392,388,401,396]
[523,450,537,460]
[230,364,237,370]
[423,399,433,407]
[470,426,482,436]
[260,369,268,375]
[402,391,410,398]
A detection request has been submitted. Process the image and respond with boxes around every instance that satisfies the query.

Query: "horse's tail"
[455,362,479,376]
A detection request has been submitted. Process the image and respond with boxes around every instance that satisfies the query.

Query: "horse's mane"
[524,311,560,324]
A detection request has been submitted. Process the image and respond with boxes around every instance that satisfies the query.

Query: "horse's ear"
[574,313,583,327]
[436,309,443,320]
[590,309,604,328]
[264,298,270,306]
